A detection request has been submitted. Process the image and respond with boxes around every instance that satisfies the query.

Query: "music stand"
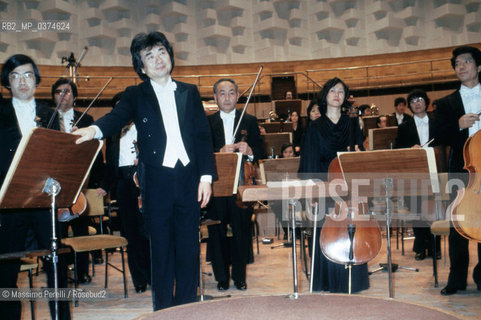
[0,128,102,319]
[368,127,398,150]
[198,152,242,301]
[336,147,439,298]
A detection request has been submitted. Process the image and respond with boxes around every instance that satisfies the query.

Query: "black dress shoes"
[414,252,426,261]
[234,281,247,291]
[135,285,147,293]
[440,286,466,296]
[78,274,91,284]
[217,281,229,291]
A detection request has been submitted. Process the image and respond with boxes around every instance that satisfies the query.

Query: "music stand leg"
[287,199,299,300]
[43,178,61,320]
[309,203,319,293]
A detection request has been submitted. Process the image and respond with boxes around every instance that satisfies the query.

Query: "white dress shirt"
[414,115,429,148]
[220,109,236,145]
[119,123,138,167]
[396,113,404,125]
[151,78,190,168]
[460,83,481,137]
[58,108,74,133]
[12,97,36,137]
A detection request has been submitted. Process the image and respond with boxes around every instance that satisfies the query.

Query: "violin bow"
[231,65,264,142]
[47,86,69,129]
[72,77,113,128]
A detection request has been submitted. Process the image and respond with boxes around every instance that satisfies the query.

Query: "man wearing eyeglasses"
[395,89,440,262]
[0,55,71,319]
[434,45,481,296]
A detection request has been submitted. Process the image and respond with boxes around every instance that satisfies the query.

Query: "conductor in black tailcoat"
[206,78,264,291]
[0,54,71,320]
[72,32,216,310]
[434,45,481,296]
[395,89,440,261]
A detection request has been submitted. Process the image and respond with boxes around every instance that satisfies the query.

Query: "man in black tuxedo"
[98,92,151,294]
[73,32,216,310]
[0,55,71,320]
[434,45,481,296]
[395,89,440,261]
[206,79,264,291]
[393,96,413,126]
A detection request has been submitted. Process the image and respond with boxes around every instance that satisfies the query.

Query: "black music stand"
[0,128,102,319]
[198,152,242,301]
[336,147,439,298]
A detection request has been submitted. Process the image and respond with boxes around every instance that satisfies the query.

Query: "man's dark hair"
[376,115,387,126]
[450,46,481,69]
[130,31,175,81]
[394,97,406,107]
[1,54,41,89]
[213,78,238,94]
[407,89,430,113]
[51,78,78,100]
[317,77,350,116]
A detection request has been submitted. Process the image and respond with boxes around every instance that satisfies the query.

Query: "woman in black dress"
[299,77,369,293]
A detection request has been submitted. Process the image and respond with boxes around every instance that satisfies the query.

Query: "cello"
[320,157,382,265]
[451,130,481,242]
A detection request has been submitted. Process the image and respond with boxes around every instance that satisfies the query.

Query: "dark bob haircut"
[450,46,481,69]
[1,54,41,89]
[318,77,350,116]
[407,89,430,113]
[51,78,78,100]
[130,31,174,81]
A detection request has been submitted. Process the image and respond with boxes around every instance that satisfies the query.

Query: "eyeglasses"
[9,72,35,81]
[410,97,424,104]
[54,89,72,95]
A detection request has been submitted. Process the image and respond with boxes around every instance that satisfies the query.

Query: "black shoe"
[135,285,147,293]
[414,252,426,261]
[440,286,465,296]
[234,281,247,290]
[78,274,91,284]
[217,281,229,291]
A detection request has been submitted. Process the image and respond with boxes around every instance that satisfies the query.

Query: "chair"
[61,189,128,306]
[430,172,451,288]
[262,132,292,158]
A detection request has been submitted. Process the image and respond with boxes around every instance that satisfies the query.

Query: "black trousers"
[413,225,441,256]
[206,196,252,284]
[0,209,71,320]
[116,170,150,288]
[446,225,481,289]
[143,162,199,311]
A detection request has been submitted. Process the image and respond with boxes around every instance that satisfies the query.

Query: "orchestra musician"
[394,89,441,261]
[72,31,216,310]
[206,78,264,291]
[0,54,71,320]
[52,78,105,284]
[434,45,481,296]
[299,77,369,293]
[392,97,413,126]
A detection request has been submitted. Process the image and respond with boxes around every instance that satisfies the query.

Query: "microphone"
[75,46,88,69]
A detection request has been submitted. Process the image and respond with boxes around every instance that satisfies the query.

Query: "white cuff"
[200,175,212,184]
[92,125,103,139]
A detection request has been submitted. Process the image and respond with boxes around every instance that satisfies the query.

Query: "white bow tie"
[415,116,428,125]
[460,85,480,98]
[220,111,235,121]
[153,80,177,93]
